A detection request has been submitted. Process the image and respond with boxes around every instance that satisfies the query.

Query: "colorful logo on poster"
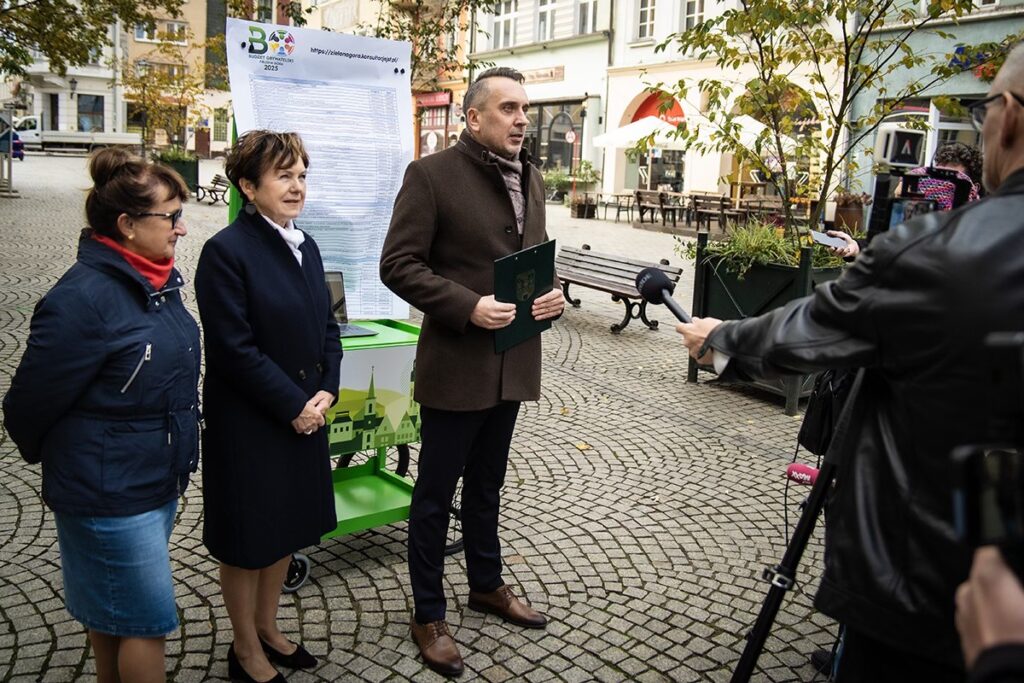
[268,30,295,56]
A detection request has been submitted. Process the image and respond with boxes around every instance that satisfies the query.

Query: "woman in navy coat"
[195,131,341,683]
[3,148,199,681]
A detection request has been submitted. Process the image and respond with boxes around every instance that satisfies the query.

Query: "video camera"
[952,332,1024,579]
[867,166,976,240]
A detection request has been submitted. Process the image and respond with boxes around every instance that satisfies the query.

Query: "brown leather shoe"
[467,585,547,629]
[410,619,464,677]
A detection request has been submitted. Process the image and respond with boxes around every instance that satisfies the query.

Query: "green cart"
[284,319,463,591]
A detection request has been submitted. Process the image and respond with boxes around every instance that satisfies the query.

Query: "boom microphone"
[785,463,819,486]
[635,267,692,323]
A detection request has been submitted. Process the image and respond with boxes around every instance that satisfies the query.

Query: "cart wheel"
[283,553,310,593]
[444,479,464,556]
[335,447,409,475]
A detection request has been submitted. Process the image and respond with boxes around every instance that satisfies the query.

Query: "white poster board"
[226,18,412,319]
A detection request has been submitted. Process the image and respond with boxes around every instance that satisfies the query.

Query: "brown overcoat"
[380,131,554,411]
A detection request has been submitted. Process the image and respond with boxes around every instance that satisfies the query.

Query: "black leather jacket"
[708,168,1024,668]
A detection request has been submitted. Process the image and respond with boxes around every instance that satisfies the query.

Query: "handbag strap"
[821,367,866,466]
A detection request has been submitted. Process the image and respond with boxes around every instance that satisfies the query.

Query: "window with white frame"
[213,108,229,142]
[636,0,655,40]
[538,0,556,41]
[257,0,273,23]
[493,0,518,49]
[135,23,157,42]
[978,0,998,6]
[165,21,187,44]
[446,23,458,53]
[683,0,704,30]
[577,0,597,34]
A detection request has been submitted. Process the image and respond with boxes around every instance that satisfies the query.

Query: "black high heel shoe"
[227,644,287,683]
[259,635,318,669]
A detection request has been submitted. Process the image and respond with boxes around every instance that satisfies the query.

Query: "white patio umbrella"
[593,116,686,190]
[592,115,687,150]
[687,114,800,201]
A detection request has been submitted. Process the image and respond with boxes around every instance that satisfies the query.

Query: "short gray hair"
[463,67,526,113]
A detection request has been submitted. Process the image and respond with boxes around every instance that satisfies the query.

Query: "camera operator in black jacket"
[678,44,1024,682]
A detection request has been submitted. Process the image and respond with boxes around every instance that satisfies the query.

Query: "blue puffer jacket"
[2,237,201,517]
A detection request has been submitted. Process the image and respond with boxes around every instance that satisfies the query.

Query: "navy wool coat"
[195,210,341,569]
[3,237,201,517]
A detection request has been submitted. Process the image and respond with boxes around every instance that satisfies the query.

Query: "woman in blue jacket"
[2,148,200,682]
[195,131,340,683]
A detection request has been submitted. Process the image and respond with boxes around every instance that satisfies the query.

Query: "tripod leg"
[730,461,837,683]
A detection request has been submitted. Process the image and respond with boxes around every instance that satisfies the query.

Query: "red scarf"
[92,234,174,290]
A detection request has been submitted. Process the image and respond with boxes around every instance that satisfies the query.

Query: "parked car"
[1,124,25,160]
[11,131,24,161]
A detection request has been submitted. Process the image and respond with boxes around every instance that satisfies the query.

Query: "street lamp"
[68,77,78,98]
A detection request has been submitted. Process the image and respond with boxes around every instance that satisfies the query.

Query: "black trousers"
[836,627,965,683]
[409,401,520,624]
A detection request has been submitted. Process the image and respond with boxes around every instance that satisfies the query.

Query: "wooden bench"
[634,190,680,226]
[196,174,231,205]
[556,244,684,333]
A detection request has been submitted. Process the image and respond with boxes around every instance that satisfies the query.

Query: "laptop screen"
[324,271,349,325]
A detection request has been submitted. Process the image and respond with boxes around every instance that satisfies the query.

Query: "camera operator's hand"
[955,546,1024,669]
[677,317,723,364]
[826,230,861,259]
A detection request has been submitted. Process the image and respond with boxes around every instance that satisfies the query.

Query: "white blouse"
[263,214,305,266]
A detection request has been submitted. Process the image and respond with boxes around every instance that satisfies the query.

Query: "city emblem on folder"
[516,270,536,301]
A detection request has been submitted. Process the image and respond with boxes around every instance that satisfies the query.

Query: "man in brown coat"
[380,66,564,677]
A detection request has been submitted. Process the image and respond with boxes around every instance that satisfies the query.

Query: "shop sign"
[416,91,451,108]
[522,66,565,84]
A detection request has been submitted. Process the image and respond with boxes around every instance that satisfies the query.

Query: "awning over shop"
[631,93,685,126]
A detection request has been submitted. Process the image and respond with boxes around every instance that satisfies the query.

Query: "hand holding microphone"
[634,267,722,362]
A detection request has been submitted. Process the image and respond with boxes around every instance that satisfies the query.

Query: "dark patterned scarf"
[487,151,525,236]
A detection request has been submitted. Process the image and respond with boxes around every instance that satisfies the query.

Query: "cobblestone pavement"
[0,155,836,682]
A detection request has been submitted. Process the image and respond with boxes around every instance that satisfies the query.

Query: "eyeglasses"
[132,207,184,229]
[969,92,1024,131]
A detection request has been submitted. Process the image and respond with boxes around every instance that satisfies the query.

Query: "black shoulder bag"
[798,367,858,456]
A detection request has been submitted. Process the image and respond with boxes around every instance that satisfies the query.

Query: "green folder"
[493,239,556,353]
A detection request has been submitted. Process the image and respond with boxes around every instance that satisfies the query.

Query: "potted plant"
[568,160,601,219]
[542,167,571,203]
[833,188,872,233]
[681,222,846,414]
[155,146,200,195]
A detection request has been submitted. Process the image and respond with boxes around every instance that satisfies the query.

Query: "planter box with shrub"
[685,225,844,414]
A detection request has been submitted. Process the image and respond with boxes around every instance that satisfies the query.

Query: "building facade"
[468,0,612,174]
[16,24,128,138]
[850,1,1024,195]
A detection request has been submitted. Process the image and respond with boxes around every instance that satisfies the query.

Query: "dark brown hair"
[84,147,189,242]
[224,130,310,201]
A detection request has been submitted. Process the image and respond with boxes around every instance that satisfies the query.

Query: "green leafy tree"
[367,0,492,92]
[119,27,209,156]
[654,0,1021,231]
[0,0,184,77]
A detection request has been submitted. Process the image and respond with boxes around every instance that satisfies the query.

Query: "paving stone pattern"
[0,156,837,682]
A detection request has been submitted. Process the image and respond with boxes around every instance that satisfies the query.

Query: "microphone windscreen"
[635,267,674,304]
[786,463,819,486]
